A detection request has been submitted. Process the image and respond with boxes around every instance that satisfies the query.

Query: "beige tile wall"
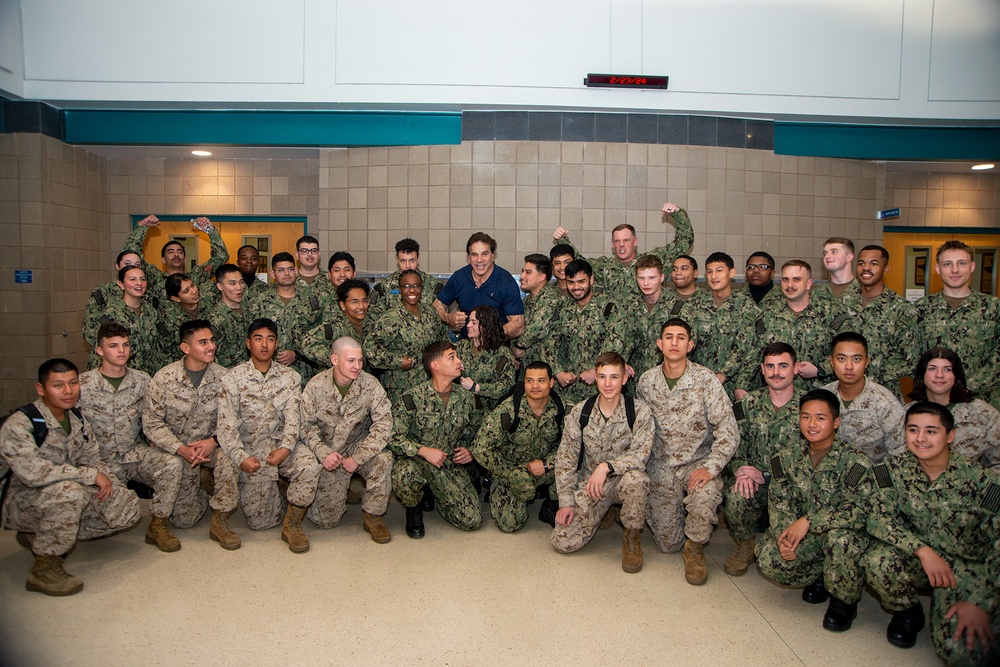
[885,171,1000,228]
[318,142,885,277]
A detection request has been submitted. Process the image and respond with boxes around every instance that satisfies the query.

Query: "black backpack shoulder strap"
[18,404,48,448]
[506,385,525,433]
[576,395,599,471]
[624,396,636,431]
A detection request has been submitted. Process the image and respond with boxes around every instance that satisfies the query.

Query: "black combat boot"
[405,505,425,539]
[886,602,925,648]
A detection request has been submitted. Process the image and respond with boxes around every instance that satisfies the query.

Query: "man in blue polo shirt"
[433,232,525,339]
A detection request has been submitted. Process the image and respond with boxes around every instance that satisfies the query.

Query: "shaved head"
[331,336,362,357]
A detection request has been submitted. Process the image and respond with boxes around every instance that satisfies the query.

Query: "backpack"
[575,394,636,471]
[499,385,565,440]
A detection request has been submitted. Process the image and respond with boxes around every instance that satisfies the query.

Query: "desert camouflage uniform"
[864,451,999,667]
[142,360,239,527]
[724,385,806,541]
[122,223,229,307]
[755,437,873,604]
[300,369,393,527]
[364,301,447,404]
[204,300,252,369]
[368,269,443,322]
[454,339,516,438]
[556,208,694,303]
[82,296,167,376]
[760,296,856,387]
[823,378,906,463]
[78,368,184,521]
[246,285,325,385]
[915,291,1000,410]
[550,396,653,553]
[390,382,482,531]
[472,394,562,532]
[841,283,918,401]
[516,282,565,370]
[905,400,1000,470]
[637,362,739,552]
[543,293,637,406]
[217,361,320,530]
[690,290,763,397]
[0,400,141,556]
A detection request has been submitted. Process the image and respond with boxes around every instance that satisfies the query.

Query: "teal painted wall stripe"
[130,214,310,234]
[775,123,1000,160]
[68,110,461,147]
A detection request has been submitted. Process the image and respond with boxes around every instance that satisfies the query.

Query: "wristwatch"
[605,462,616,476]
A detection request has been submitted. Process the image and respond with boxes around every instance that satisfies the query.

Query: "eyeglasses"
[745,264,772,271]
[298,248,320,255]
[400,284,422,291]
[274,267,297,274]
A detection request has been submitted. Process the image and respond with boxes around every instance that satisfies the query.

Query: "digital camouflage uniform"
[246,285,325,385]
[298,314,368,371]
[543,293,637,406]
[550,396,653,553]
[905,400,1000,470]
[243,277,269,303]
[78,368,184,521]
[204,300,252,369]
[217,361,320,530]
[122,223,229,307]
[865,452,1000,667]
[158,300,209,365]
[724,385,806,542]
[82,296,167,376]
[142,360,239,527]
[556,207,694,303]
[823,378,906,463]
[0,400,141,556]
[841,283,918,401]
[755,437,874,604]
[760,296,856,387]
[295,271,334,306]
[389,382,482,531]
[472,394,562,532]
[367,269,443,323]
[637,362,739,552]
[364,301,447,404]
[690,290,763,397]
[454,339,516,439]
[516,281,565,370]
[629,290,709,380]
[300,369,393,527]
[915,290,1000,411]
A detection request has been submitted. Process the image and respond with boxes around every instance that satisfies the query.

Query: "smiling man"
[513,254,564,373]
[915,240,1000,411]
[206,264,251,368]
[368,238,443,322]
[813,237,857,302]
[433,232,524,339]
[236,245,268,301]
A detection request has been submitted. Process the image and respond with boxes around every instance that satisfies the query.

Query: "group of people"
[2,205,998,666]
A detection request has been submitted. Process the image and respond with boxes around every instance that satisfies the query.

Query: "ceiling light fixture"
[191,150,212,157]
[971,163,995,170]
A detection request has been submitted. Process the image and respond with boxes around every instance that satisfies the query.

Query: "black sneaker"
[886,602,925,648]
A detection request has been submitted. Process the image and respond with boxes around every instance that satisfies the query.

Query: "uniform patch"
[373,283,386,298]
[402,394,416,411]
[873,464,893,489]
[770,456,785,480]
[500,412,512,432]
[754,318,765,336]
[433,282,443,295]
[496,356,510,374]
[733,402,746,421]
[324,323,334,341]
[671,301,684,316]
[603,302,616,319]
[99,315,114,327]
[830,314,846,331]
[92,288,107,308]
[981,483,1000,513]
[844,462,866,488]
[309,295,320,311]
[209,324,222,340]
[156,323,170,337]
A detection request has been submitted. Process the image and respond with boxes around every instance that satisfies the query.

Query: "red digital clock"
[584,73,669,90]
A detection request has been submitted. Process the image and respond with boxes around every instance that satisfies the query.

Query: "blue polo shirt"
[437,264,524,335]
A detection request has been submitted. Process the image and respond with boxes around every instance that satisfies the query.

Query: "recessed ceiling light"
[971,163,995,170]
[191,150,212,157]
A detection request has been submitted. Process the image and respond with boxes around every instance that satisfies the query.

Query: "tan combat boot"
[600,505,620,530]
[26,554,84,596]
[281,504,310,553]
[145,516,181,552]
[363,512,392,544]
[210,510,241,550]
[622,528,644,573]
[346,488,362,505]
[682,538,708,585]
[724,537,755,576]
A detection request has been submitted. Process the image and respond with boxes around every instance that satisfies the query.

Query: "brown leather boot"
[16,532,34,550]
[682,538,708,585]
[26,554,83,596]
[600,505,619,530]
[346,488,362,505]
[621,528,643,573]
[210,510,241,550]
[281,504,310,553]
[199,467,215,497]
[724,537,755,576]
[145,516,181,552]
[363,512,392,544]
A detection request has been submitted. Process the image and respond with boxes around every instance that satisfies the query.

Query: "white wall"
[11,0,1000,122]
[0,0,24,97]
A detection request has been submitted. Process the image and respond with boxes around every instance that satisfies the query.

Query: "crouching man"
[1,359,140,595]
[551,352,653,573]
[217,319,321,552]
[300,336,394,543]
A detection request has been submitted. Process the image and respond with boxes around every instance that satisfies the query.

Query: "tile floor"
[0,497,942,667]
